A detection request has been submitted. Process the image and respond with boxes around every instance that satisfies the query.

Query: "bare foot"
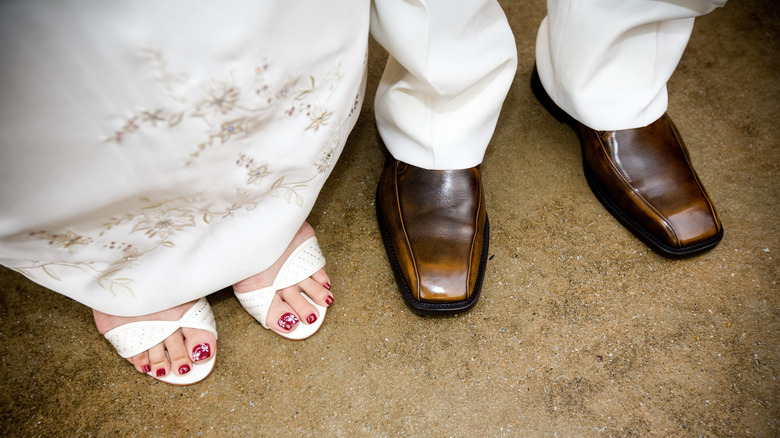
[93,300,217,379]
[233,222,333,337]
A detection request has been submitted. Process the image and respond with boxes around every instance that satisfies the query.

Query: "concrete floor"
[1,1,778,436]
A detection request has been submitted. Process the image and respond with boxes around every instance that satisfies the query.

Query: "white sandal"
[104,298,218,385]
[235,236,328,340]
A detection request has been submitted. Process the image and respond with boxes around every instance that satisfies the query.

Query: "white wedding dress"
[0,1,369,316]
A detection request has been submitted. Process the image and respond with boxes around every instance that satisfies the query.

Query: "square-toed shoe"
[376,156,489,315]
[531,68,723,257]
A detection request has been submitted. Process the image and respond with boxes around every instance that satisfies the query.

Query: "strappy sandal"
[104,298,218,385]
[235,236,328,340]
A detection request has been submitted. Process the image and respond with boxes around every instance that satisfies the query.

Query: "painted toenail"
[179,364,191,375]
[156,368,166,377]
[278,312,299,330]
[325,295,333,306]
[192,343,211,362]
[142,365,151,374]
[306,313,317,324]
[324,282,331,290]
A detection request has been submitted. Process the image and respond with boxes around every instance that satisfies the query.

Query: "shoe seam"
[666,116,723,235]
[595,130,681,247]
[467,169,482,296]
[393,161,421,300]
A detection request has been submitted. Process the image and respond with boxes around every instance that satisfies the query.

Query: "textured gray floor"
[1,1,778,436]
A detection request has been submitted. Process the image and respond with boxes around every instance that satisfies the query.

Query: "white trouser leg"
[370,0,517,170]
[535,0,727,131]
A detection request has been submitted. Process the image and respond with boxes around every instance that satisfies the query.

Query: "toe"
[182,327,217,364]
[266,293,300,334]
[129,351,152,375]
[148,341,170,378]
[163,330,193,376]
[279,285,320,325]
[298,277,333,308]
[310,268,331,292]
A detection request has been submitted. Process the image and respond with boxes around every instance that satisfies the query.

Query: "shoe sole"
[375,188,489,316]
[530,67,723,258]
[153,351,217,386]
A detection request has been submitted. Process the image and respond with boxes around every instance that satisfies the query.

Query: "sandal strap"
[235,236,325,329]
[104,298,217,358]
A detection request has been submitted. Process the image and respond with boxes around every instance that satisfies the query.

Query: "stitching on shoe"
[595,130,680,246]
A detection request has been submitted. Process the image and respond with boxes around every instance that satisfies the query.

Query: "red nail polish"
[179,364,191,375]
[324,282,331,290]
[306,313,317,324]
[156,368,166,377]
[325,295,333,306]
[278,312,298,330]
[192,343,211,362]
[142,365,151,374]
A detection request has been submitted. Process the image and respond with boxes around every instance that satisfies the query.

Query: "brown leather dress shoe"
[376,156,489,315]
[531,68,723,257]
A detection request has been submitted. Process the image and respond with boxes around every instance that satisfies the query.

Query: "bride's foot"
[233,222,333,337]
[93,300,217,379]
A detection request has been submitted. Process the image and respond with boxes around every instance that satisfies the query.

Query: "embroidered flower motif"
[193,76,241,124]
[215,119,244,142]
[122,246,143,262]
[51,231,92,254]
[236,153,271,185]
[314,131,339,174]
[110,246,144,271]
[132,209,196,239]
[314,152,332,174]
[246,164,270,185]
[222,206,239,218]
[140,109,166,126]
[306,109,332,131]
[106,109,174,143]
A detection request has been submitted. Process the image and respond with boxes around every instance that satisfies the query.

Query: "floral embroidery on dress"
[193,75,241,122]
[17,231,135,297]
[130,207,197,239]
[9,49,364,297]
[28,230,94,254]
